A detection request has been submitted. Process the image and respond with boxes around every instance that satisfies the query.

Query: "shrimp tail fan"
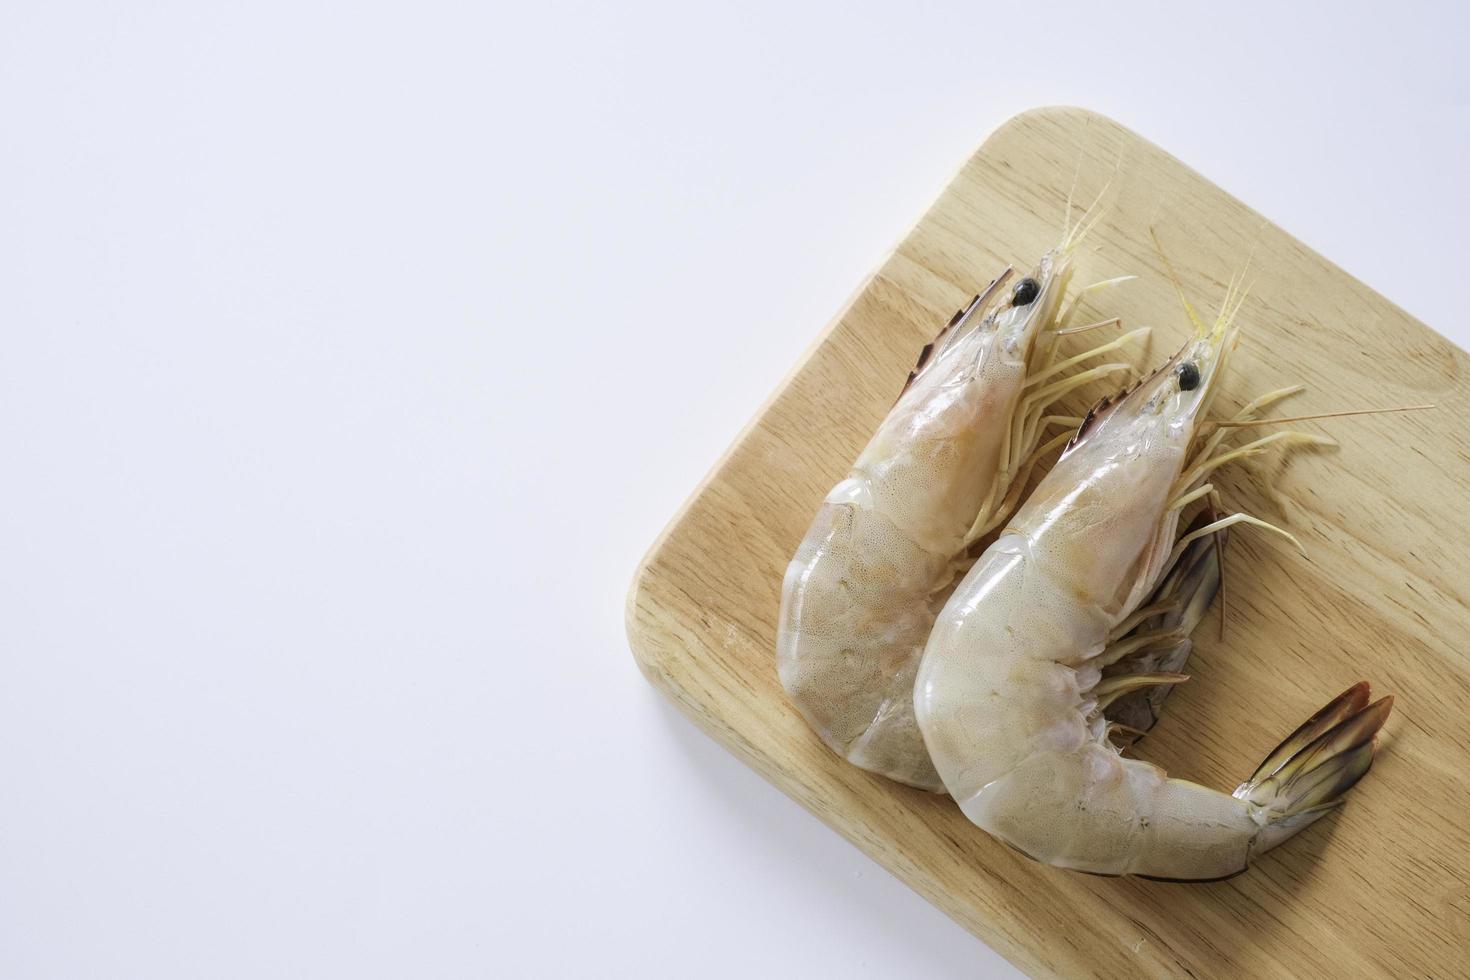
[1233,683,1392,856]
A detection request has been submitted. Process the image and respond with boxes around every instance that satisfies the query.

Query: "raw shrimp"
[777,207,1142,791]
[914,272,1392,878]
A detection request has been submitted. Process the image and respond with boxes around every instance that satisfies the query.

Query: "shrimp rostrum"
[914,278,1392,879]
[778,212,1142,791]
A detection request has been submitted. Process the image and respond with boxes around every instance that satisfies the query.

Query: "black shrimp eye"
[1012,277,1040,307]
[1178,361,1201,391]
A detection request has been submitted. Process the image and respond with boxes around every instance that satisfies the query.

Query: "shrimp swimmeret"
[777,205,1144,791]
[914,271,1393,879]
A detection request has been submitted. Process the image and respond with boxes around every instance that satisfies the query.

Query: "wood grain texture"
[624,107,1470,978]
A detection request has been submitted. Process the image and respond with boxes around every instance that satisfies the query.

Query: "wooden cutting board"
[624,107,1470,978]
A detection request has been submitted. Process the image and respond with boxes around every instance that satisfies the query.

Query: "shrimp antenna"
[1065,174,1115,255]
[1217,272,1254,335]
[1217,234,1261,331]
[1063,150,1082,242]
[1211,404,1435,429]
[1063,142,1125,254]
[1148,226,1209,336]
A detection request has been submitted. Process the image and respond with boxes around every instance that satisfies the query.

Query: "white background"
[1,2,1465,977]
